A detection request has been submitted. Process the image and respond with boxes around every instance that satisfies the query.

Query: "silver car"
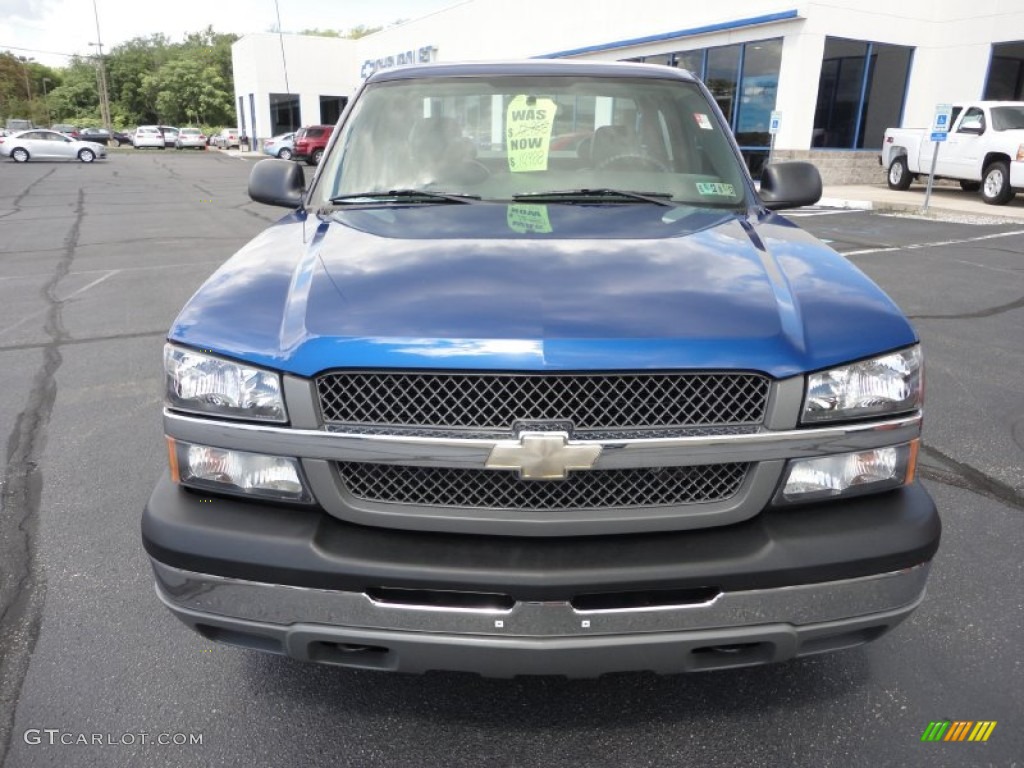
[0,129,107,163]
[261,131,295,159]
[175,127,207,150]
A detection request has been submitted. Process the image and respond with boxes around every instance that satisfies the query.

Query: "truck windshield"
[312,75,749,209]
[990,106,1024,131]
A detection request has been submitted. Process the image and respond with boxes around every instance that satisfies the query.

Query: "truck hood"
[170,204,917,379]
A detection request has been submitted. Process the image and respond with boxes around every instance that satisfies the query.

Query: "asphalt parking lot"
[0,151,1021,768]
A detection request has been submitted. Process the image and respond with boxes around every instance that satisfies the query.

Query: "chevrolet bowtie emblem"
[485,432,602,480]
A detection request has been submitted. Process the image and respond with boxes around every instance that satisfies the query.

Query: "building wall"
[233,0,1024,173]
[232,34,359,140]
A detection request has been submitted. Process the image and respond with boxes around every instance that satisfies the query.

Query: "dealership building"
[232,0,1024,181]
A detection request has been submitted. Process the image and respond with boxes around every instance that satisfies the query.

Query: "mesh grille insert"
[317,371,769,430]
[337,462,749,511]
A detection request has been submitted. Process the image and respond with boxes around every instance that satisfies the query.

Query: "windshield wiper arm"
[512,189,675,207]
[328,189,481,205]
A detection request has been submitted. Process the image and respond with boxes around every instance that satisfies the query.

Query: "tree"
[2,29,239,129]
[0,52,61,125]
[45,59,102,125]
[145,57,233,126]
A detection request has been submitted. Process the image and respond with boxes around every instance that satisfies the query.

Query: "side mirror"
[759,161,822,211]
[248,158,306,208]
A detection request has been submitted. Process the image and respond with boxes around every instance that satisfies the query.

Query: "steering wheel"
[594,154,671,172]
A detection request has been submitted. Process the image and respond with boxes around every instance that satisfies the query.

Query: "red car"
[292,125,333,165]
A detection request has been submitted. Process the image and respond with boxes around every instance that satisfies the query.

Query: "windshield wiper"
[512,189,676,207]
[328,189,481,205]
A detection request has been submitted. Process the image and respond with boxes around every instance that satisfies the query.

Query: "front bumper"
[143,475,939,675]
[155,560,928,676]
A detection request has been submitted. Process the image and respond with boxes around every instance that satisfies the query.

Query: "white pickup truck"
[881,101,1024,204]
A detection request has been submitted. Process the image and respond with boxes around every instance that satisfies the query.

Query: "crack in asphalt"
[908,294,1024,320]
[10,170,55,211]
[0,186,82,767]
[235,205,280,224]
[919,444,1024,511]
[0,328,167,354]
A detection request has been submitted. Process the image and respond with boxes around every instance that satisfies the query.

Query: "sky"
[0,0,463,67]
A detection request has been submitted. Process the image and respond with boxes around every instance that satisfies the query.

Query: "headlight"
[168,439,311,503]
[802,346,922,424]
[165,344,287,422]
[775,442,918,504]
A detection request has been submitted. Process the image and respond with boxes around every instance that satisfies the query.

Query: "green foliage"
[298,24,384,39]
[0,52,63,125]
[1,26,239,130]
[346,24,384,39]
[298,28,344,38]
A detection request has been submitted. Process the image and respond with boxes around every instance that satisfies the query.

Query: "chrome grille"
[317,371,769,430]
[337,462,749,510]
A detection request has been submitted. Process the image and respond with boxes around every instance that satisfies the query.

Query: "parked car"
[292,124,333,164]
[78,127,133,147]
[881,101,1024,204]
[175,127,207,150]
[262,131,296,160]
[0,129,106,163]
[145,60,938,677]
[134,125,165,149]
[50,123,80,138]
[5,118,34,133]
[158,126,179,148]
[212,128,239,149]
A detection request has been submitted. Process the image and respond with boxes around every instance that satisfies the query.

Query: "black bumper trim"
[141,472,940,600]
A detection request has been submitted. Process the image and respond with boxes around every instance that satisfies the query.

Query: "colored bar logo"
[921,721,997,742]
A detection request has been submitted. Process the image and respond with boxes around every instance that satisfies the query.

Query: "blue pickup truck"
[143,60,939,677]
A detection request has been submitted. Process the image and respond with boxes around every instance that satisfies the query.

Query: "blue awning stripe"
[534,10,800,59]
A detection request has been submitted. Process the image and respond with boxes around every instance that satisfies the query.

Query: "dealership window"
[672,50,705,78]
[705,46,742,125]
[813,38,913,149]
[320,96,348,125]
[985,42,1024,100]
[270,94,301,136]
[663,39,781,177]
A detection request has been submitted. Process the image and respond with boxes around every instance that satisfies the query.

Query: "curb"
[817,194,1024,220]
[818,197,874,210]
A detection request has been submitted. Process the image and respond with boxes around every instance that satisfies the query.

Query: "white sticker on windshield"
[696,182,735,196]
[694,113,714,131]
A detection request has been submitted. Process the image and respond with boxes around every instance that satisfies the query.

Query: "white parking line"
[0,260,223,283]
[57,270,120,302]
[0,269,121,338]
[843,228,1024,256]
[788,208,866,217]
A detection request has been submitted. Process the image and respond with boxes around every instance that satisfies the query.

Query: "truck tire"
[887,156,912,190]
[981,161,1014,205]
[959,180,981,192]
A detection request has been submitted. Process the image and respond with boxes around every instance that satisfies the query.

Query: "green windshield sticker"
[696,182,736,196]
[506,95,557,173]
[507,204,552,233]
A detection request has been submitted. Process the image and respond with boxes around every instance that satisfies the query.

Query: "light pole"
[88,42,112,131]
[41,77,51,125]
[89,0,112,130]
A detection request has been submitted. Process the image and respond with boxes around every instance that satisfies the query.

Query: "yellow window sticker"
[507,204,552,233]
[506,95,557,173]
[695,182,735,196]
